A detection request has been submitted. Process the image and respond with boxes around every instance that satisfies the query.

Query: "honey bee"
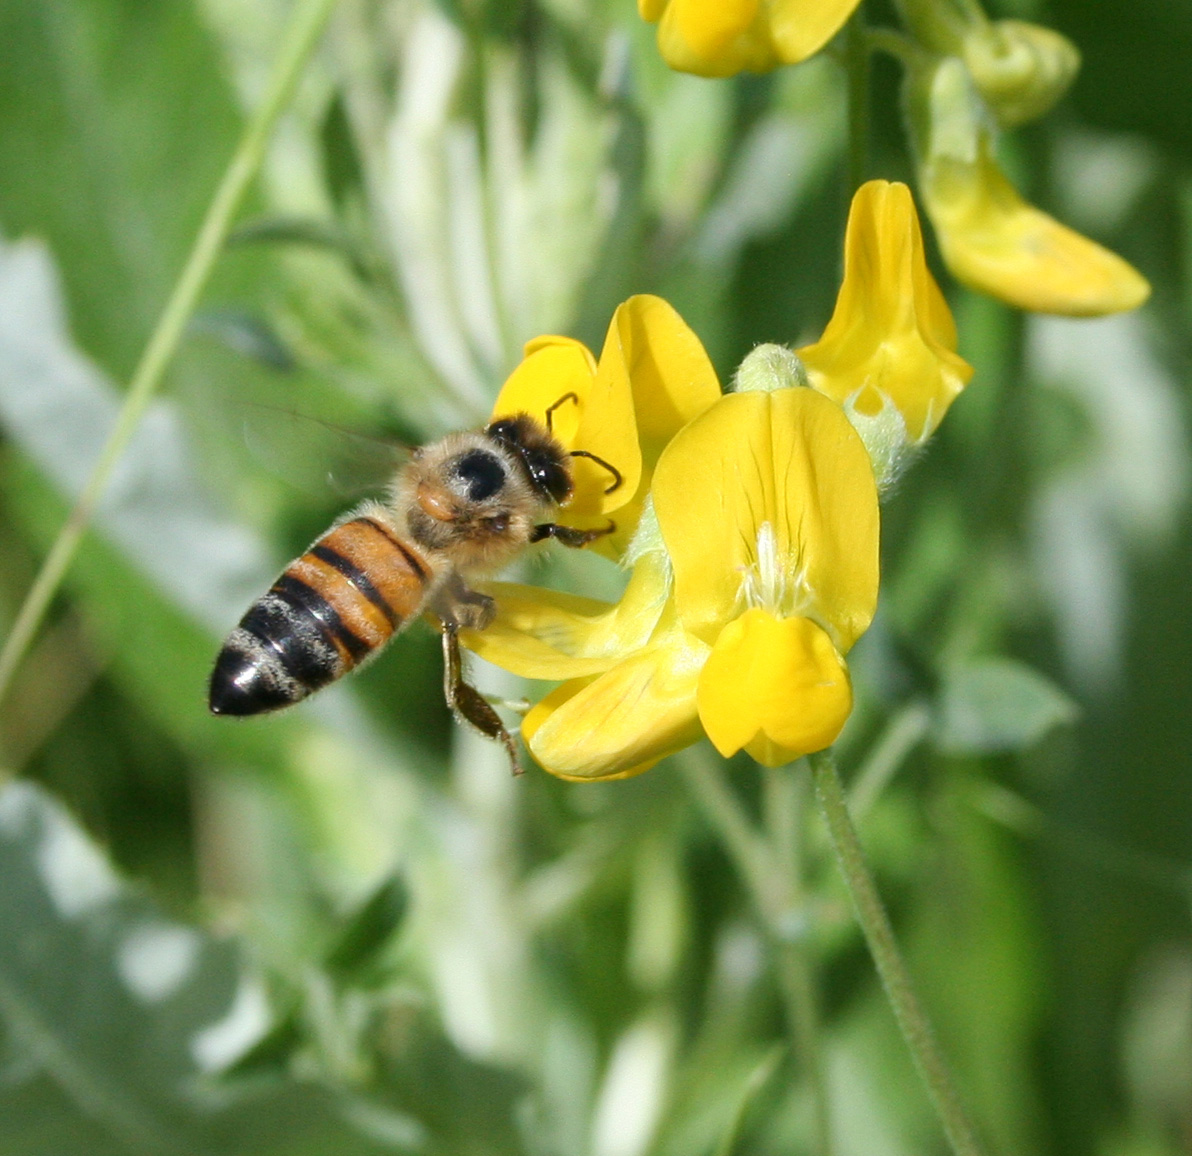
[208,396,621,773]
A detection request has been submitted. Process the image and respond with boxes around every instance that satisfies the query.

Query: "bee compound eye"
[455,449,506,502]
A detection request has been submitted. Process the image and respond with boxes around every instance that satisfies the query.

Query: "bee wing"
[237,401,410,499]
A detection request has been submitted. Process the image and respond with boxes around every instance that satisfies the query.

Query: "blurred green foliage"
[1,1,1191,1155]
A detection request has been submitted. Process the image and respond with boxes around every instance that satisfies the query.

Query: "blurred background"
[0,0,1190,1154]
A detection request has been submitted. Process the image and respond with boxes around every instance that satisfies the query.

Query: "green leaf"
[933,658,1079,756]
[0,0,247,378]
[228,216,384,288]
[0,779,521,1156]
[0,231,275,635]
[325,875,410,985]
[0,780,344,1154]
[711,1044,783,1156]
[319,92,368,211]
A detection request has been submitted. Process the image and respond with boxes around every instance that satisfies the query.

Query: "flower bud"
[733,344,809,393]
[962,20,1080,128]
[897,1,1080,127]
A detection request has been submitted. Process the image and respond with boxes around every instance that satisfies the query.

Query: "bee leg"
[441,624,523,776]
[432,574,495,630]
[530,519,616,548]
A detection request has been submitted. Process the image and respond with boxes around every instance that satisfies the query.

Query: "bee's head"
[485,414,573,505]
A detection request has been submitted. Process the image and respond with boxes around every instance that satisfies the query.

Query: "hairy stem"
[809,749,987,1156]
[0,0,342,710]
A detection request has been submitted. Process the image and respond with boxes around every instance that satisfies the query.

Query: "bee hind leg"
[441,625,523,776]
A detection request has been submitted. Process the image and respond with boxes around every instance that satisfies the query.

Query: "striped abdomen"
[209,516,431,716]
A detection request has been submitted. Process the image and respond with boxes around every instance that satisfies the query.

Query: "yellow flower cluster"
[639,0,1150,319]
[465,182,967,779]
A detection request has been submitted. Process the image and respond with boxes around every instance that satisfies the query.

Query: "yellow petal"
[525,633,709,781]
[800,180,973,443]
[489,298,716,548]
[655,0,774,77]
[461,551,672,679]
[697,609,852,765]
[490,332,638,519]
[766,0,864,66]
[649,0,861,76]
[669,0,758,59]
[652,388,879,651]
[490,336,596,448]
[581,295,721,556]
[613,295,722,458]
[924,143,1150,316]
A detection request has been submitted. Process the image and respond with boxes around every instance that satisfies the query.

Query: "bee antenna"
[569,449,622,495]
[544,392,579,434]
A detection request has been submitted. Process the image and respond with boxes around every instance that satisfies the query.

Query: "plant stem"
[844,4,871,192]
[865,27,924,68]
[809,749,988,1156]
[760,766,833,1155]
[680,753,833,1156]
[0,0,342,711]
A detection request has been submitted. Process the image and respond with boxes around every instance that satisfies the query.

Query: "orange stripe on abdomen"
[276,517,431,673]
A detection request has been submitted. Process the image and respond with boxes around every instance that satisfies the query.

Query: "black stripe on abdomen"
[240,593,338,690]
[271,573,371,664]
[310,544,400,628]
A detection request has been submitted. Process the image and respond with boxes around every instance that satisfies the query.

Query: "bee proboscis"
[209,398,621,774]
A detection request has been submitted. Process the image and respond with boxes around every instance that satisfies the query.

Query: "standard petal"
[490,332,639,519]
[462,552,672,679]
[653,388,879,651]
[572,295,724,557]
[490,336,597,447]
[924,144,1151,316]
[696,609,852,765]
[525,633,709,781]
[800,180,973,442]
[614,295,722,459]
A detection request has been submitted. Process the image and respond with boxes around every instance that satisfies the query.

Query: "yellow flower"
[799,179,973,485]
[467,386,880,778]
[490,294,720,555]
[910,58,1150,317]
[638,0,862,78]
